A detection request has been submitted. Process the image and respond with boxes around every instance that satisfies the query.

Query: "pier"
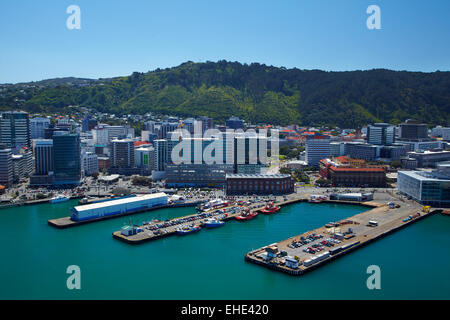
[47,200,201,229]
[112,203,268,244]
[245,200,437,276]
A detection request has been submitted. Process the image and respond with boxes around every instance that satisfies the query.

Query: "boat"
[442,210,450,216]
[78,197,89,205]
[260,202,280,214]
[235,210,258,221]
[176,225,202,235]
[309,195,326,203]
[204,218,225,228]
[50,194,70,203]
[198,199,229,212]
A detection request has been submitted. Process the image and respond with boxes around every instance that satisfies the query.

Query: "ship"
[235,210,258,221]
[260,202,280,214]
[204,218,225,228]
[50,194,70,203]
[176,225,202,235]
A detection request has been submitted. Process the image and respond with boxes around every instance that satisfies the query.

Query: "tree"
[316,178,332,187]
[279,167,291,175]
[389,161,402,169]
[132,176,152,186]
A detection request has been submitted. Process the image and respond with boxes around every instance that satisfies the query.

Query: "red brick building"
[225,174,294,195]
[97,156,110,172]
[319,157,386,187]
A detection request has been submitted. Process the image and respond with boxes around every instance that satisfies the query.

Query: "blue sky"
[0,0,449,83]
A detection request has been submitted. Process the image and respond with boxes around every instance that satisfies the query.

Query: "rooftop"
[226,174,291,179]
[399,170,450,182]
[73,193,167,212]
[98,174,120,181]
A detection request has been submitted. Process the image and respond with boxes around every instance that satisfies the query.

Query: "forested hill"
[1,61,449,127]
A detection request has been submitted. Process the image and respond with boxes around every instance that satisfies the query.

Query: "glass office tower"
[53,133,81,186]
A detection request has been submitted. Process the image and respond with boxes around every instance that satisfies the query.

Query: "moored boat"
[308,195,326,203]
[176,225,202,235]
[198,199,229,212]
[204,218,225,228]
[50,194,70,203]
[235,210,258,221]
[260,202,280,214]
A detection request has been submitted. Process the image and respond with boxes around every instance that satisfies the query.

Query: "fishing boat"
[204,218,225,228]
[50,194,70,203]
[260,202,280,214]
[235,210,258,221]
[176,225,202,235]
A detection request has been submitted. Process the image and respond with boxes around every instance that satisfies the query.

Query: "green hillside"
[1,61,449,127]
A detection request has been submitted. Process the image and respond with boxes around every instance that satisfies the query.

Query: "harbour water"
[0,200,449,299]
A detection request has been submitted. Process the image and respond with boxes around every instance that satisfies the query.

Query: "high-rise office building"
[305,134,331,167]
[153,139,168,172]
[367,123,395,145]
[399,119,428,140]
[198,116,213,133]
[33,139,54,175]
[0,111,31,151]
[30,117,50,139]
[92,124,110,145]
[12,148,33,181]
[234,134,268,174]
[82,152,99,176]
[110,139,134,168]
[107,125,134,140]
[0,144,13,187]
[81,114,98,132]
[135,146,155,172]
[53,133,81,186]
[44,124,69,139]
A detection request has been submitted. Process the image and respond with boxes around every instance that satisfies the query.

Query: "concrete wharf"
[245,200,437,276]
[47,200,202,229]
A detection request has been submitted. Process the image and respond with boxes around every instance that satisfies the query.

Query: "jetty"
[244,200,437,276]
[112,203,268,244]
[48,200,202,229]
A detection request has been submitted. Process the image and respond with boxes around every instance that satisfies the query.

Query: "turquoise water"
[0,200,449,300]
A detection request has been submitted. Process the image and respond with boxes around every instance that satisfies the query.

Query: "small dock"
[47,201,202,229]
[112,203,267,244]
[245,202,437,276]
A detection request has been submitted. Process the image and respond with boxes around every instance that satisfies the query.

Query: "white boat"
[199,199,229,211]
[204,218,225,228]
[50,195,70,203]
